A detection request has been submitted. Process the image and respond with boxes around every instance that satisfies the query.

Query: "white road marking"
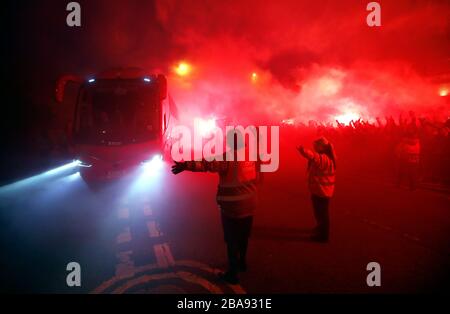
[112,271,223,294]
[98,197,246,294]
[147,221,162,238]
[117,207,129,220]
[345,211,425,245]
[176,271,224,293]
[92,260,247,294]
[113,273,179,293]
[116,227,132,244]
[403,233,421,242]
[175,260,246,294]
[115,250,135,279]
[154,243,175,268]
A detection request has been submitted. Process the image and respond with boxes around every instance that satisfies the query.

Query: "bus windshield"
[75,80,160,145]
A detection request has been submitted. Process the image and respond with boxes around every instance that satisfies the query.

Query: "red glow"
[156,1,450,126]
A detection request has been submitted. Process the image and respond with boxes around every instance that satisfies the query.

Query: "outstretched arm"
[171,161,187,174]
[186,160,228,172]
[296,145,314,160]
[171,160,228,175]
[296,145,322,166]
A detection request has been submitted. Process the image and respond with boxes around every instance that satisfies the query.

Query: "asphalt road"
[0,145,448,293]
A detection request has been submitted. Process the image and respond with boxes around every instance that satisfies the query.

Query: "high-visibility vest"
[217,161,257,202]
[185,159,258,218]
[216,160,258,218]
[308,154,335,198]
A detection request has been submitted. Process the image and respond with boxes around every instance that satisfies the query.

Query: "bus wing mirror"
[55,75,83,103]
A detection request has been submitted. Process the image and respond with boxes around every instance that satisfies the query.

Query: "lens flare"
[195,118,217,137]
[0,160,80,193]
[335,112,360,125]
[74,159,92,168]
[174,62,191,77]
[141,154,164,173]
[251,72,258,83]
[124,154,165,200]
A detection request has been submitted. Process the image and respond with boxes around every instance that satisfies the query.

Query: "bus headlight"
[141,154,163,172]
[74,159,93,168]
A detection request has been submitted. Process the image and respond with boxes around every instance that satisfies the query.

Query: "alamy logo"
[66,2,81,27]
[66,262,81,287]
[366,262,381,287]
[171,120,280,172]
[366,2,381,27]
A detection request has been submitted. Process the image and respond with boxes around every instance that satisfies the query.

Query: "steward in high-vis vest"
[297,137,336,242]
[171,136,260,285]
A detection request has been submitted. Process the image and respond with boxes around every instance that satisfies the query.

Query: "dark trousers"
[221,214,253,275]
[311,195,330,239]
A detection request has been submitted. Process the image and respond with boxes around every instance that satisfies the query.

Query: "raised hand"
[171,161,187,175]
[296,145,305,154]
